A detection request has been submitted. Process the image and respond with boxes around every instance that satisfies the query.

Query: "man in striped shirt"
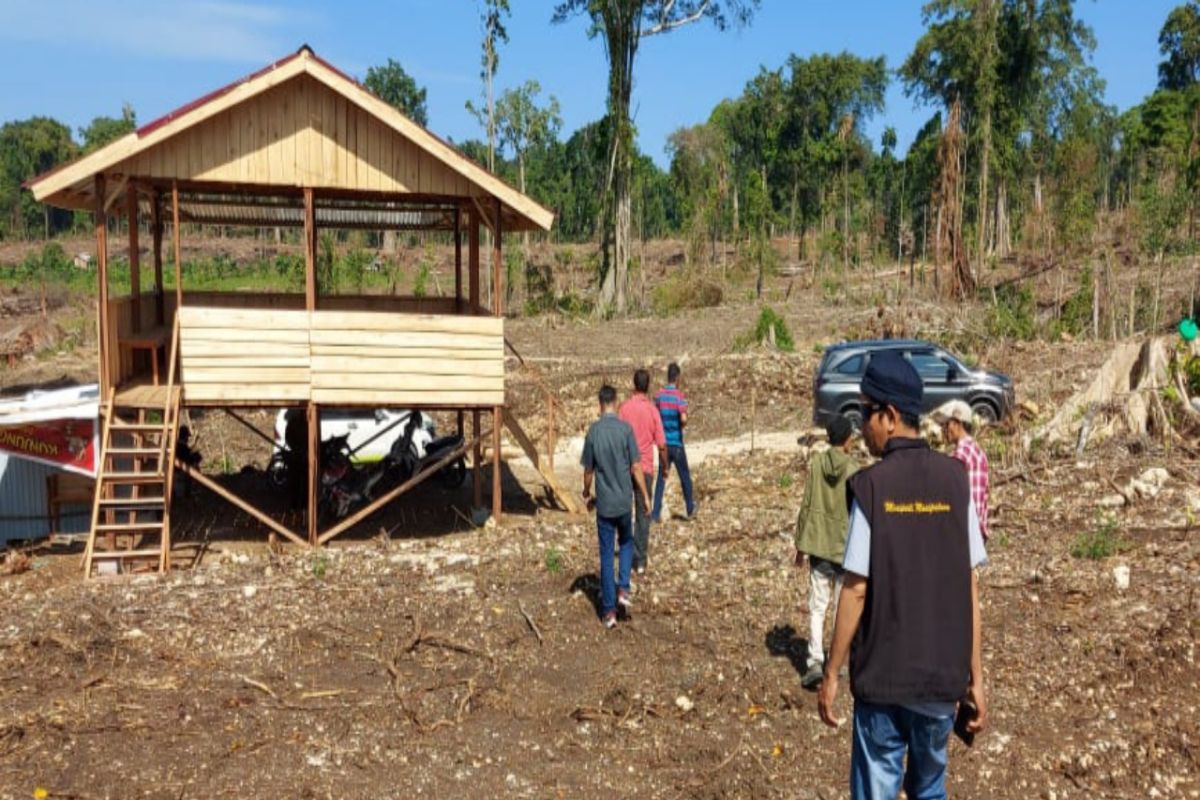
[933,400,990,541]
[652,362,696,521]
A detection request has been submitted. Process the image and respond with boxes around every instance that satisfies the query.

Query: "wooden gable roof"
[26,47,553,232]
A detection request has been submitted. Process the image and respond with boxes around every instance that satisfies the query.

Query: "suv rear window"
[908,351,951,379]
[833,354,865,376]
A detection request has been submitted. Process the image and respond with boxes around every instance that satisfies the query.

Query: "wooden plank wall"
[115,76,476,197]
[175,305,502,406]
[310,311,503,407]
[178,306,311,403]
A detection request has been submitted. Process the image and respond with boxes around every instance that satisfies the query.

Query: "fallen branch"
[241,675,277,700]
[518,601,544,645]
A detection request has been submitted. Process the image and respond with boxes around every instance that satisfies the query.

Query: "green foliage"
[1070,515,1128,560]
[338,249,370,293]
[79,104,136,153]
[0,117,77,239]
[494,81,562,192]
[544,546,563,574]
[735,306,795,352]
[412,245,434,298]
[1158,1,1200,90]
[1051,266,1095,338]
[364,59,428,125]
[986,284,1038,341]
[311,551,330,579]
[316,233,336,293]
[776,473,794,490]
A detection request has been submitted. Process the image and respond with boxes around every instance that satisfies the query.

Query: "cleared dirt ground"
[1,248,1198,799]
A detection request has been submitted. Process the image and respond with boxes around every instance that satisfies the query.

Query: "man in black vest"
[817,351,988,800]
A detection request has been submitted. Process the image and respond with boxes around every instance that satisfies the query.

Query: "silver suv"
[813,339,1014,429]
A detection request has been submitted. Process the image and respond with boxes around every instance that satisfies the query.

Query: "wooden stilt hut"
[25,47,576,576]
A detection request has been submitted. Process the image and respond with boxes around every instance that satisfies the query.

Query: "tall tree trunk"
[995,182,1011,259]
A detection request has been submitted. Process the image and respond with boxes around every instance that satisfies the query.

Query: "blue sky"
[0,1,1180,167]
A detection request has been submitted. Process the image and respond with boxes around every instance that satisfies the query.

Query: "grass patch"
[544,546,564,574]
[311,551,330,579]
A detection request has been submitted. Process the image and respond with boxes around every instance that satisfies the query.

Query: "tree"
[0,117,77,239]
[80,103,136,153]
[902,0,1099,272]
[495,80,562,260]
[552,0,760,314]
[363,59,428,125]
[1159,1,1200,90]
[495,81,563,196]
[466,0,511,172]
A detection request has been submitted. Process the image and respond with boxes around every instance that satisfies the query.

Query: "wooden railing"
[176,305,503,407]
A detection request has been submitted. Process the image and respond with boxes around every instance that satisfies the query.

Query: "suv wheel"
[970,399,999,424]
[841,406,864,431]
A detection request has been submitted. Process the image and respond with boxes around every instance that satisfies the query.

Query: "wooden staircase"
[83,321,182,577]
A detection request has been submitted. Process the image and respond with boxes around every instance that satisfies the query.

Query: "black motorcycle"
[387,411,467,488]
[319,434,385,519]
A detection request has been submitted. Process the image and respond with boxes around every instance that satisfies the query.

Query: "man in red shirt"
[619,368,667,574]
[933,400,990,541]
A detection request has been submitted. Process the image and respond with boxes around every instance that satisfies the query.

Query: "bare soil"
[0,244,1198,799]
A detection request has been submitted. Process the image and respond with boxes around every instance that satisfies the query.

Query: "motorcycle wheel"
[439,459,467,488]
[268,455,289,488]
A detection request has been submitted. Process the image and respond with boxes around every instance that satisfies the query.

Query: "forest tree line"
[1,1,1197,289]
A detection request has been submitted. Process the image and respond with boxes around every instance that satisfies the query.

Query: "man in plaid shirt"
[933,400,990,540]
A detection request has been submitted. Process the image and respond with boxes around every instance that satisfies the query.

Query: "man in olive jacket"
[794,415,858,689]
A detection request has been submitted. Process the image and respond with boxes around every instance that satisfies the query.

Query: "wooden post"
[304,187,319,544]
[151,189,164,326]
[493,198,503,316]
[454,206,463,312]
[307,402,319,545]
[468,208,480,315]
[171,182,182,311]
[304,188,316,312]
[472,409,482,510]
[492,198,503,521]
[469,209,483,509]
[492,406,502,520]
[94,175,110,394]
[126,185,141,334]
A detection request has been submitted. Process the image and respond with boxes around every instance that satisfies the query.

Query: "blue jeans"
[596,513,633,617]
[850,701,954,800]
[652,444,695,521]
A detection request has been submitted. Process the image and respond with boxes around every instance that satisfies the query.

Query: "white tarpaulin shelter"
[0,384,99,543]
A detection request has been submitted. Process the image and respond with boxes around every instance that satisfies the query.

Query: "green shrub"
[412,245,434,298]
[735,306,795,352]
[339,248,371,293]
[651,271,723,316]
[1070,516,1127,560]
[986,284,1038,340]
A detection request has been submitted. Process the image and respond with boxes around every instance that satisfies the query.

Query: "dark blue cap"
[861,351,923,418]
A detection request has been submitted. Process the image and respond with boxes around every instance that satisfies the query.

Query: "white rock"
[242,585,258,599]
[675,695,694,712]
[1113,565,1130,591]
[1097,494,1126,509]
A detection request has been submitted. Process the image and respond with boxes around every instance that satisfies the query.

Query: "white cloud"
[0,0,307,63]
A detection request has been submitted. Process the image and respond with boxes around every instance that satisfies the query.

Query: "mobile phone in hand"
[953,700,977,747]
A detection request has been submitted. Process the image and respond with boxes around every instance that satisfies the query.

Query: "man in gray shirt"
[582,385,652,628]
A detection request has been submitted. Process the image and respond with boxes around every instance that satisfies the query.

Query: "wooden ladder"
[83,321,182,577]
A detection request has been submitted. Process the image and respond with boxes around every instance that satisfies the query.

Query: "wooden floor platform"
[114,381,180,409]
